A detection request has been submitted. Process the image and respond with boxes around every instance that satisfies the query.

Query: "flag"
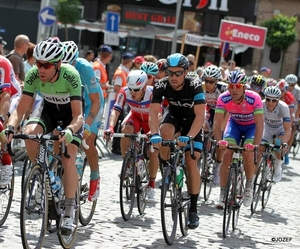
[220,42,230,58]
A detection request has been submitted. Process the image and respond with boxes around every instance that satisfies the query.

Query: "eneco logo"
[224,25,260,42]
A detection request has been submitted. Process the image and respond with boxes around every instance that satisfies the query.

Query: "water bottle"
[136,156,144,177]
[49,170,61,202]
[76,153,84,178]
[176,166,184,188]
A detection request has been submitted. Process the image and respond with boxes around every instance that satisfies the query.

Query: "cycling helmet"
[166,53,189,70]
[250,75,266,87]
[202,66,221,80]
[127,70,148,89]
[33,37,64,63]
[186,71,199,80]
[276,79,289,91]
[226,70,247,84]
[140,62,158,76]
[156,58,167,71]
[266,78,277,87]
[62,41,79,63]
[264,86,281,98]
[285,74,298,84]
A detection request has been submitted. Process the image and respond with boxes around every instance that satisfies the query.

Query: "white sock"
[275,158,282,171]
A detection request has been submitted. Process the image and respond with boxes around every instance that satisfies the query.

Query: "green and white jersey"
[23,63,82,111]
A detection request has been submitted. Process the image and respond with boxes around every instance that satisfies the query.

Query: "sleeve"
[151,79,165,104]
[253,95,264,115]
[215,94,226,114]
[114,75,123,86]
[80,63,99,95]
[281,102,291,123]
[22,68,38,97]
[192,80,205,105]
[0,62,11,93]
[67,68,82,101]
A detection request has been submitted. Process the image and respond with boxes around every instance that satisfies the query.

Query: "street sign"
[38,6,56,27]
[106,12,119,33]
[184,33,202,47]
[104,32,119,46]
[218,20,267,49]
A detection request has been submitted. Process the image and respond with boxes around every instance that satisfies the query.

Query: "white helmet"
[202,66,221,80]
[33,37,64,63]
[62,41,79,63]
[264,86,281,98]
[127,70,148,89]
[285,74,298,84]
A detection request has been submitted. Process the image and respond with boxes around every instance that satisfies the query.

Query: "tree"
[55,0,81,41]
[260,14,297,76]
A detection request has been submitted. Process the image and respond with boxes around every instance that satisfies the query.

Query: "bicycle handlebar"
[225,145,258,166]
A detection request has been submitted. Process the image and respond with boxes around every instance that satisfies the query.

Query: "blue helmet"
[166,53,189,70]
[140,62,158,75]
[227,70,247,84]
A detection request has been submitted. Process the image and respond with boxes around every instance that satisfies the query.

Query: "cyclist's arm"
[149,103,161,134]
[282,121,291,144]
[68,99,84,133]
[107,109,121,128]
[295,102,300,120]
[213,110,225,141]
[187,103,205,138]
[0,91,11,119]
[85,92,100,126]
[253,113,264,146]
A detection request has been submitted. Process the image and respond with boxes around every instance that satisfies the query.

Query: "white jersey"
[290,85,300,115]
[263,99,290,130]
[204,82,227,110]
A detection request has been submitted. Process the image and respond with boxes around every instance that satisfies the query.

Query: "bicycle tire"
[251,161,263,214]
[21,156,32,188]
[223,167,235,238]
[0,165,14,227]
[179,172,190,236]
[292,133,300,158]
[202,154,213,201]
[119,151,136,221]
[232,165,243,230]
[20,164,48,249]
[137,159,149,215]
[262,157,274,209]
[160,165,177,245]
[79,158,97,226]
[58,185,80,249]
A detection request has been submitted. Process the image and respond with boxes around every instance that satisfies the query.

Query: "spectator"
[196,66,204,78]
[228,60,236,71]
[131,56,145,70]
[144,54,157,63]
[0,36,7,55]
[85,50,95,64]
[252,70,259,76]
[6,34,31,86]
[260,67,271,78]
[24,43,36,74]
[187,54,195,71]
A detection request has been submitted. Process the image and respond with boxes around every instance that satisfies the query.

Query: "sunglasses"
[35,61,57,69]
[188,61,194,66]
[266,98,278,103]
[205,79,217,84]
[128,87,142,93]
[167,70,185,77]
[288,83,296,87]
[228,84,244,89]
[251,85,262,91]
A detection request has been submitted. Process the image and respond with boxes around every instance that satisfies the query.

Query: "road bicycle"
[9,132,80,249]
[160,138,195,245]
[251,142,283,214]
[292,122,300,159]
[222,145,257,238]
[199,130,216,201]
[113,132,150,221]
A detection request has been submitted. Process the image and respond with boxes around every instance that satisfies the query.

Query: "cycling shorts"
[262,128,284,144]
[84,104,103,135]
[122,111,150,134]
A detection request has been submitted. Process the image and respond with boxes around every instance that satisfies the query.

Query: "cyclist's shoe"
[0,164,13,187]
[187,212,199,229]
[145,187,155,203]
[284,154,289,165]
[213,167,220,185]
[243,188,253,207]
[60,216,75,235]
[215,195,224,209]
[88,177,100,202]
[274,167,282,183]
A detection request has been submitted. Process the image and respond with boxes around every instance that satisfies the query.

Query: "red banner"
[218,20,267,49]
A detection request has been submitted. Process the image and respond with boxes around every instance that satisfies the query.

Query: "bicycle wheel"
[137,159,149,215]
[0,165,14,227]
[21,156,32,188]
[179,173,190,236]
[160,165,177,245]
[223,167,235,238]
[251,161,263,214]
[119,151,136,221]
[202,154,213,201]
[78,158,97,226]
[232,167,243,230]
[20,164,48,249]
[262,157,274,209]
[292,132,300,159]
[58,186,80,249]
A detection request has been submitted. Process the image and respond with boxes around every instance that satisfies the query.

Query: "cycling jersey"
[205,82,228,110]
[282,91,295,109]
[216,90,263,125]
[74,58,104,134]
[23,64,82,111]
[289,85,300,114]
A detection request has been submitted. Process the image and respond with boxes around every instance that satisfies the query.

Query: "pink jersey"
[113,85,153,121]
[0,55,21,97]
[215,90,263,125]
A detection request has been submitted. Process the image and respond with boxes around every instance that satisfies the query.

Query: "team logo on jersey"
[191,80,202,89]
[155,81,166,89]
[63,71,79,89]
[26,71,39,85]
[90,77,96,84]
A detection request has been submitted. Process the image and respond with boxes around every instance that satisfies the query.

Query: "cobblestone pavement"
[0,146,299,249]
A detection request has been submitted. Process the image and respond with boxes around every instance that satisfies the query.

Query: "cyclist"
[259,86,291,182]
[0,55,21,186]
[156,58,167,80]
[213,70,264,209]
[276,79,295,165]
[2,37,84,235]
[202,65,228,185]
[140,62,158,86]
[62,41,104,202]
[149,53,205,229]
[105,70,159,202]
[250,75,266,99]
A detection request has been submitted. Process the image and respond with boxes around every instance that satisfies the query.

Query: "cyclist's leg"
[120,112,137,158]
[273,130,285,182]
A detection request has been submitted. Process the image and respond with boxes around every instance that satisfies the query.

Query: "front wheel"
[262,157,274,209]
[137,160,149,215]
[179,175,190,236]
[119,152,136,221]
[160,165,177,245]
[251,161,263,214]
